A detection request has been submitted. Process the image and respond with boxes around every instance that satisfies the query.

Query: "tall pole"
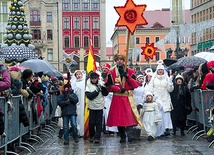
[175,29,180,59]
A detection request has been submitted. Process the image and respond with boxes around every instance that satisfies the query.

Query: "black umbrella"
[163,58,177,67]
[20,59,62,77]
[177,56,207,68]
[167,63,185,72]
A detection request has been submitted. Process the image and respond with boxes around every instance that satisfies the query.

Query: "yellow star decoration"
[141,43,157,59]
[114,0,148,34]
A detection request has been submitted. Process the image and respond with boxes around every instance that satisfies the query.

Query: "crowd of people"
[0,55,214,146]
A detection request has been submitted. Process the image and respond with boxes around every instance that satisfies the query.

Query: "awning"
[209,45,214,51]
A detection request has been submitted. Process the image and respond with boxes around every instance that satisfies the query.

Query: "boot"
[164,129,170,136]
[180,130,185,136]
[172,128,176,136]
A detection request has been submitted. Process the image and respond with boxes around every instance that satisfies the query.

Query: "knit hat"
[145,91,153,97]
[102,63,111,70]
[175,74,184,81]
[136,74,144,79]
[89,71,99,79]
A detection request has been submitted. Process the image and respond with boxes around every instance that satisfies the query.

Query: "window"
[84,36,89,48]
[63,18,70,29]
[83,17,89,29]
[82,0,90,11]
[47,30,53,40]
[47,48,53,61]
[31,30,41,40]
[2,2,8,13]
[74,17,80,29]
[155,52,160,61]
[136,37,140,44]
[146,37,150,44]
[94,36,99,48]
[155,36,160,42]
[30,10,40,22]
[93,17,99,29]
[74,36,80,48]
[72,0,80,11]
[92,0,100,11]
[47,12,52,22]
[62,0,70,11]
[64,36,70,48]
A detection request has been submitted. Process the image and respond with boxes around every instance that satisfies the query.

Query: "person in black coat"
[170,74,191,136]
[58,83,79,145]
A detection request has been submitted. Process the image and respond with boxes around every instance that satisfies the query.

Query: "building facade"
[190,0,214,54]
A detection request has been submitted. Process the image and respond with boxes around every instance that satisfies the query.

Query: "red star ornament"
[114,0,148,34]
[141,43,158,59]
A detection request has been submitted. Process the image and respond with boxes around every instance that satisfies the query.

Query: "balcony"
[30,21,41,27]
[30,40,45,48]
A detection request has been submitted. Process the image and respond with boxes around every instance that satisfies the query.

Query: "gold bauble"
[66,58,71,63]
[9,5,12,10]
[12,6,15,10]
[20,7,24,11]
[14,0,17,3]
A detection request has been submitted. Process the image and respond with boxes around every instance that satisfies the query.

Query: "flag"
[84,40,97,139]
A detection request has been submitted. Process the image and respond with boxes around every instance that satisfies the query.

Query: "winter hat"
[136,74,144,79]
[113,54,125,61]
[156,60,165,71]
[145,91,153,97]
[12,79,23,90]
[145,68,153,75]
[89,71,99,79]
[175,74,184,81]
[102,63,111,70]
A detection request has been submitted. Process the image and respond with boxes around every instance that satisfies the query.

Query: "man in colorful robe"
[105,54,141,143]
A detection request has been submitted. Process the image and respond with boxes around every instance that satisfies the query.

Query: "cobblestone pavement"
[19,127,213,155]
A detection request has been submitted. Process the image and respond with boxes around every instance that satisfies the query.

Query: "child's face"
[75,72,83,80]
[146,95,153,102]
[137,77,144,84]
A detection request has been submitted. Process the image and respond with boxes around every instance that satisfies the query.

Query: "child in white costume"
[140,91,162,141]
[71,70,86,137]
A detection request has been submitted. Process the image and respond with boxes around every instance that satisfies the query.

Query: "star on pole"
[141,43,158,59]
[114,0,148,34]
[60,51,77,70]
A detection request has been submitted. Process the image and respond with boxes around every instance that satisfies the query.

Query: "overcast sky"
[106,0,190,46]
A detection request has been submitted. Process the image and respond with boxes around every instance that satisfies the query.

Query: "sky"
[106,0,190,46]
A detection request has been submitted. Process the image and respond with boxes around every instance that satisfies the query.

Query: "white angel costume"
[71,70,86,137]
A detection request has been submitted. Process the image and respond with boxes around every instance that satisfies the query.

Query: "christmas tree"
[1,0,37,63]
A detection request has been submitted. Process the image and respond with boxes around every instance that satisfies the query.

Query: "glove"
[97,84,102,91]
[120,88,126,93]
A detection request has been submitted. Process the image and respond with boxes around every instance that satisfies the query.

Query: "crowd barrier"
[187,89,214,148]
[0,93,58,155]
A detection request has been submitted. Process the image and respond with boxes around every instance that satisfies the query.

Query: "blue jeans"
[62,115,78,141]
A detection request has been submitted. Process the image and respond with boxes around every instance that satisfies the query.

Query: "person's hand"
[120,88,125,93]
[97,84,102,91]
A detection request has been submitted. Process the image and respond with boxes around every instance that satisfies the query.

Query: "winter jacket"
[0,70,11,92]
[57,90,78,116]
[85,79,108,110]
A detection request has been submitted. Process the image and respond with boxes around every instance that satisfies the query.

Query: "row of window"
[0,2,8,13]
[31,29,99,48]
[62,0,100,11]
[30,10,100,30]
[135,36,160,44]
[63,17,99,29]
[64,35,99,48]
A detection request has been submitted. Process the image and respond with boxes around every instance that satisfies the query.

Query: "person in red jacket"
[105,54,141,143]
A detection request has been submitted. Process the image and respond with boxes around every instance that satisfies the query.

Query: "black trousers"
[118,126,135,139]
[89,109,103,140]
[172,120,186,132]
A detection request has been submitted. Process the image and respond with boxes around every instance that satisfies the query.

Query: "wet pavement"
[20,127,213,155]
